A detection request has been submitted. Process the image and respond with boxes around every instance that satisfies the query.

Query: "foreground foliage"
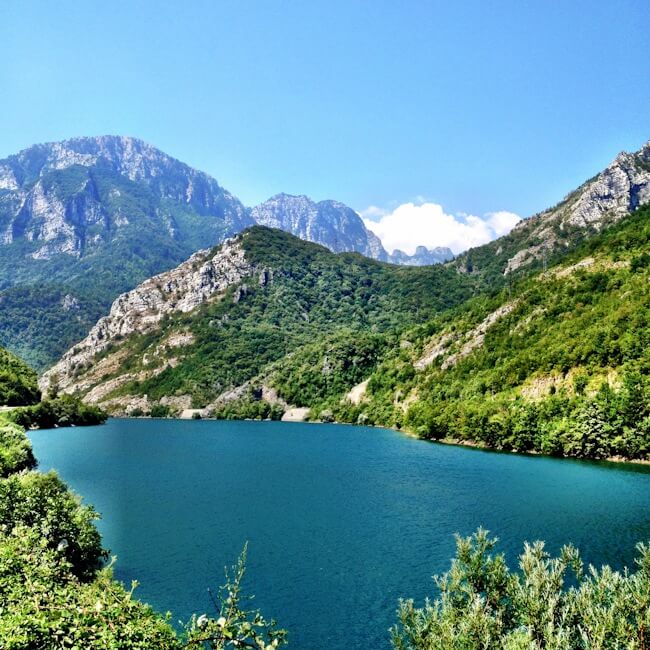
[0,422,36,477]
[392,529,650,650]
[0,423,286,648]
[184,545,287,650]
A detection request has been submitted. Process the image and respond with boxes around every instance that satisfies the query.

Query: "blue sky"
[1,1,648,251]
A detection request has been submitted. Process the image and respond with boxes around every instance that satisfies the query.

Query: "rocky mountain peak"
[249,193,454,265]
[494,140,650,274]
[250,193,389,260]
[0,135,250,262]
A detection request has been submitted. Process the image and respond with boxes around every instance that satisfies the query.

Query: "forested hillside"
[322,204,650,459]
[41,227,476,414]
[0,346,39,406]
[43,205,650,460]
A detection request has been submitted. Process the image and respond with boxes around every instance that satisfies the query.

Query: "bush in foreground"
[0,471,105,580]
[392,529,650,649]
[0,422,36,477]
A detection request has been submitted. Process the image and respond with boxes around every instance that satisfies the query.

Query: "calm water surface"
[30,419,650,649]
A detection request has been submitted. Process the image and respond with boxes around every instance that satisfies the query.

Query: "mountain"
[251,193,388,260]
[0,136,252,368]
[41,142,650,461]
[0,135,250,264]
[330,202,650,460]
[4,137,648,370]
[45,204,650,461]
[390,245,454,265]
[40,227,475,414]
[0,136,452,369]
[454,141,650,281]
[250,193,453,265]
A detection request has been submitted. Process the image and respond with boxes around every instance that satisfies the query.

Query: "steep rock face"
[567,144,650,226]
[0,135,251,261]
[502,142,650,274]
[0,136,254,368]
[40,235,258,393]
[251,193,390,261]
[250,193,453,266]
[449,140,650,279]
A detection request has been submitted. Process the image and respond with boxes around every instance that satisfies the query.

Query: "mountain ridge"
[452,140,650,281]
[3,136,649,370]
[39,226,475,412]
[0,135,454,368]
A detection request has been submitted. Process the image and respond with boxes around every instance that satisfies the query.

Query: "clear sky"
[1,0,648,252]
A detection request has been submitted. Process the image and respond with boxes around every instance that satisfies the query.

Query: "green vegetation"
[0,346,39,406]
[212,396,285,421]
[325,204,650,460]
[96,226,476,408]
[0,284,107,371]
[66,206,650,462]
[392,529,650,649]
[0,162,240,370]
[0,344,108,429]
[0,422,286,649]
[0,422,36,477]
[0,470,105,580]
[6,395,108,429]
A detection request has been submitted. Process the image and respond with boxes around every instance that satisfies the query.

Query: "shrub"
[0,471,105,580]
[391,529,650,649]
[0,423,36,477]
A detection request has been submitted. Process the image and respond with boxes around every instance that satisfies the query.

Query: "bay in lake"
[30,419,650,649]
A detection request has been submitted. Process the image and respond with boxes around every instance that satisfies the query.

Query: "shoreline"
[101,414,650,468]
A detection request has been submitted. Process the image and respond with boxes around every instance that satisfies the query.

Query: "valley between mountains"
[31,139,650,462]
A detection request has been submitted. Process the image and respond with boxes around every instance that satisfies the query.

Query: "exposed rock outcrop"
[414,301,519,371]
[250,193,452,266]
[251,193,390,261]
[0,135,251,262]
[502,142,650,274]
[39,235,259,394]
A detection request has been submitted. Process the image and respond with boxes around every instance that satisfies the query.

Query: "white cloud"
[485,211,521,237]
[361,202,521,255]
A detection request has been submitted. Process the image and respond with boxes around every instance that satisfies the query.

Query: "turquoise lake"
[30,418,650,649]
